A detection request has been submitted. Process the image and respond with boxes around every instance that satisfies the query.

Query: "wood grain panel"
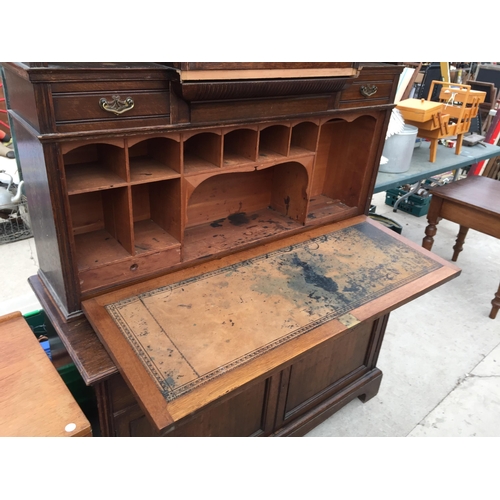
[284,321,373,413]
[0,312,91,437]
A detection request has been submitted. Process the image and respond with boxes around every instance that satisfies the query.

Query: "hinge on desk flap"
[338,313,360,328]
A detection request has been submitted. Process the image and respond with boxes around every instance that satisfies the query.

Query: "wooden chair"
[465,81,497,134]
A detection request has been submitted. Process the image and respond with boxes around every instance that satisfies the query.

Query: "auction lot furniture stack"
[1,62,459,437]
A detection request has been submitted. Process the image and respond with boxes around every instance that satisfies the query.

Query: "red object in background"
[468,109,500,176]
[0,82,10,135]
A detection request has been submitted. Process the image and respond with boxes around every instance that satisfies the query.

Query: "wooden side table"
[422,175,500,319]
[0,312,92,436]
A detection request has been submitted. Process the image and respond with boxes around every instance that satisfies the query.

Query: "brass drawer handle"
[360,85,378,98]
[99,95,135,116]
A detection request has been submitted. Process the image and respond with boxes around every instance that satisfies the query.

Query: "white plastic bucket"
[379,124,418,173]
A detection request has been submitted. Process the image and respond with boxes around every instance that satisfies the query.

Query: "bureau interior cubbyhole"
[307,116,376,221]
[128,137,181,184]
[63,142,128,194]
[131,180,182,255]
[183,132,222,174]
[258,125,290,161]
[183,162,308,261]
[69,187,133,270]
[290,122,319,155]
[223,129,258,167]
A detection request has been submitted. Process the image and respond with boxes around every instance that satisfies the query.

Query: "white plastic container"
[379,124,418,173]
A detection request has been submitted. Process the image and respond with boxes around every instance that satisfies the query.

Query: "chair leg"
[490,283,500,319]
[452,225,469,262]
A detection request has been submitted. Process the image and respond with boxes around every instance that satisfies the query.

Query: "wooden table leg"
[452,225,469,262]
[422,198,444,251]
[490,283,500,319]
[429,138,438,163]
[455,133,464,156]
[423,221,439,250]
[422,216,439,250]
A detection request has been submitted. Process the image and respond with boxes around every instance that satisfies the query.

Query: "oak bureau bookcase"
[1,62,460,436]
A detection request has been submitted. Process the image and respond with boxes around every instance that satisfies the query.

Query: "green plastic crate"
[385,188,432,217]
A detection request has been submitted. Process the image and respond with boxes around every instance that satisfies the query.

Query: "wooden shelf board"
[134,219,181,255]
[66,163,127,194]
[75,229,132,271]
[183,207,302,261]
[307,195,354,221]
[222,152,256,168]
[289,145,315,156]
[258,149,286,162]
[129,158,180,184]
[183,153,220,175]
[177,67,358,81]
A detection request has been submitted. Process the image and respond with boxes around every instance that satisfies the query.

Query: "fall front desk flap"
[82,216,459,433]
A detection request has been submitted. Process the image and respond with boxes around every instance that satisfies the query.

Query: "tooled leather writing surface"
[105,222,442,402]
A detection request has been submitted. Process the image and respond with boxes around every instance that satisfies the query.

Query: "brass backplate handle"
[99,95,135,116]
[360,85,378,98]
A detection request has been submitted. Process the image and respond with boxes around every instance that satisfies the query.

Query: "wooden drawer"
[339,69,396,109]
[52,81,170,132]
[339,80,394,108]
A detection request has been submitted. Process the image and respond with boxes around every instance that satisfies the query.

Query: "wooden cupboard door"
[277,321,375,427]
[163,379,272,437]
[111,376,277,437]
[114,404,157,437]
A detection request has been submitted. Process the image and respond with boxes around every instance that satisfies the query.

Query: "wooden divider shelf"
[64,142,128,194]
[59,117,380,293]
[128,136,181,184]
[132,180,182,255]
[183,132,222,174]
[258,124,290,160]
[223,128,258,166]
[70,187,133,270]
[290,121,319,155]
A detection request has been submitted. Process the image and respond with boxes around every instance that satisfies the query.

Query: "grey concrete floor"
[1,149,499,437]
[0,155,41,317]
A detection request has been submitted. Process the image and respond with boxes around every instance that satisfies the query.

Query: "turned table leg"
[423,216,441,251]
[490,283,500,320]
[452,225,469,262]
[422,196,444,251]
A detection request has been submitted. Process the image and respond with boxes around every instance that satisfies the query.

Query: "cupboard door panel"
[164,379,270,437]
[112,377,272,437]
[284,321,373,416]
[114,405,157,437]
